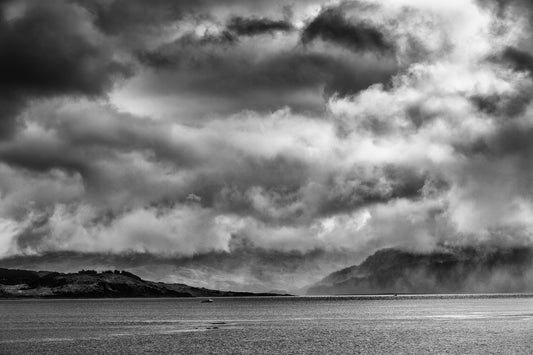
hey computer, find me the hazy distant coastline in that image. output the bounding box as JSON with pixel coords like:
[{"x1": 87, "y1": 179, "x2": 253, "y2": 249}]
[{"x1": 307, "y1": 247, "x2": 533, "y2": 295}]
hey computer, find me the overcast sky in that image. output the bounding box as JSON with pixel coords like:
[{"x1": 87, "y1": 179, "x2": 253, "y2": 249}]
[{"x1": 1, "y1": 0, "x2": 533, "y2": 291}]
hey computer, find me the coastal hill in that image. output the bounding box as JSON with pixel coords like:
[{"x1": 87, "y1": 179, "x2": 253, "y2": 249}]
[
  {"x1": 307, "y1": 246, "x2": 533, "y2": 295},
  {"x1": 0, "y1": 268, "x2": 287, "y2": 298}
]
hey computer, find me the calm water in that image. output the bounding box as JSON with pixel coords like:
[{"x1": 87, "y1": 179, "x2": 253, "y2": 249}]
[{"x1": 1, "y1": 296, "x2": 532, "y2": 354}]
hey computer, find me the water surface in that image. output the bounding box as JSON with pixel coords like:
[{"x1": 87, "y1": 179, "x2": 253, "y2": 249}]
[{"x1": 1, "y1": 295, "x2": 532, "y2": 354}]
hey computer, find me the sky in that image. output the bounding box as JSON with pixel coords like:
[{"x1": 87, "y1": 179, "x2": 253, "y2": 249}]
[{"x1": 1, "y1": 0, "x2": 533, "y2": 292}]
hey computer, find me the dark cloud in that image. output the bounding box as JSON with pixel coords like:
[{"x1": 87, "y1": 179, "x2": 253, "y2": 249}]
[
  {"x1": 0, "y1": 95, "x2": 24, "y2": 139},
  {"x1": 226, "y1": 16, "x2": 293, "y2": 36},
  {"x1": 318, "y1": 166, "x2": 433, "y2": 217},
  {"x1": 0, "y1": 0, "x2": 131, "y2": 138},
  {"x1": 480, "y1": 0, "x2": 533, "y2": 15},
  {"x1": 137, "y1": 41, "x2": 398, "y2": 115},
  {"x1": 74, "y1": 0, "x2": 194, "y2": 35},
  {"x1": 458, "y1": 123, "x2": 533, "y2": 159},
  {"x1": 0, "y1": 1, "x2": 130, "y2": 96},
  {"x1": 74, "y1": 0, "x2": 317, "y2": 42},
  {"x1": 500, "y1": 47, "x2": 533, "y2": 74},
  {"x1": 470, "y1": 91, "x2": 532, "y2": 118},
  {"x1": 0, "y1": 110, "x2": 202, "y2": 212},
  {"x1": 0, "y1": 137, "x2": 87, "y2": 175},
  {"x1": 126, "y1": 2, "x2": 399, "y2": 117},
  {"x1": 471, "y1": 48, "x2": 533, "y2": 118},
  {"x1": 13, "y1": 211, "x2": 51, "y2": 252},
  {"x1": 137, "y1": 32, "x2": 238, "y2": 68},
  {"x1": 301, "y1": 8, "x2": 394, "y2": 55}
]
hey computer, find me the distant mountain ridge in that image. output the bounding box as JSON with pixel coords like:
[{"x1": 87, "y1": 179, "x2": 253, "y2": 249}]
[
  {"x1": 307, "y1": 246, "x2": 533, "y2": 295},
  {"x1": 0, "y1": 268, "x2": 288, "y2": 298}
]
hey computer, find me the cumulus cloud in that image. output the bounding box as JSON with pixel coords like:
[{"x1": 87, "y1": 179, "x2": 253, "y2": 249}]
[{"x1": 2, "y1": 0, "x2": 533, "y2": 291}]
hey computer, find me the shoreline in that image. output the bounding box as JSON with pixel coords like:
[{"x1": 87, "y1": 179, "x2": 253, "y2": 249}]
[{"x1": 2, "y1": 293, "x2": 533, "y2": 301}]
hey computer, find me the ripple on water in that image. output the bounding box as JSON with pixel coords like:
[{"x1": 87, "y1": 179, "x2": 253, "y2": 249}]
[{"x1": 0, "y1": 296, "x2": 532, "y2": 354}]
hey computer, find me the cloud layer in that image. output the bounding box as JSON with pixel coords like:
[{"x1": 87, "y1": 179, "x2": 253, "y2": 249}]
[{"x1": 2, "y1": 0, "x2": 533, "y2": 291}]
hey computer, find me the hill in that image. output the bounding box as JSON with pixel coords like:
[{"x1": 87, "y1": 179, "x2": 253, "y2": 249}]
[
  {"x1": 306, "y1": 246, "x2": 533, "y2": 295},
  {"x1": 0, "y1": 268, "x2": 288, "y2": 298}
]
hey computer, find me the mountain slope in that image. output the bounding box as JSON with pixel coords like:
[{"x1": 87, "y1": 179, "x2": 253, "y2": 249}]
[
  {"x1": 307, "y1": 247, "x2": 533, "y2": 295},
  {"x1": 0, "y1": 268, "x2": 287, "y2": 298}
]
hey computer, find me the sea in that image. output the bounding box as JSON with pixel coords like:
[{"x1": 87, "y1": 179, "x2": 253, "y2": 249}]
[{"x1": 1, "y1": 295, "x2": 532, "y2": 354}]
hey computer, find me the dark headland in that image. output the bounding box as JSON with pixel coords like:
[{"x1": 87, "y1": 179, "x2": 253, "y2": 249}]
[{"x1": 0, "y1": 268, "x2": 290, "y2": 298}]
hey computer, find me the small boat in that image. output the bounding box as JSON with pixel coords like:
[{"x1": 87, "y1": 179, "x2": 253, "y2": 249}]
[{"x1": 201, "y1": 298, "x2": 214, "y2": 303}]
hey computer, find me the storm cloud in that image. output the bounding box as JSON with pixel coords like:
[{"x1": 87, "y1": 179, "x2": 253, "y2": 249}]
[
  {"x1": 226, "y1": 16, "x2": 293, "y2": 36},
  {"x1": 301, "y1": 7, "x2": 393, "y2": 55},
  {"x1": 0, "y1": 0, "x2": 131, "y2": 137},
  {"x1": 1, "y1": 0, "x2": 533, "y2": 291}
]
